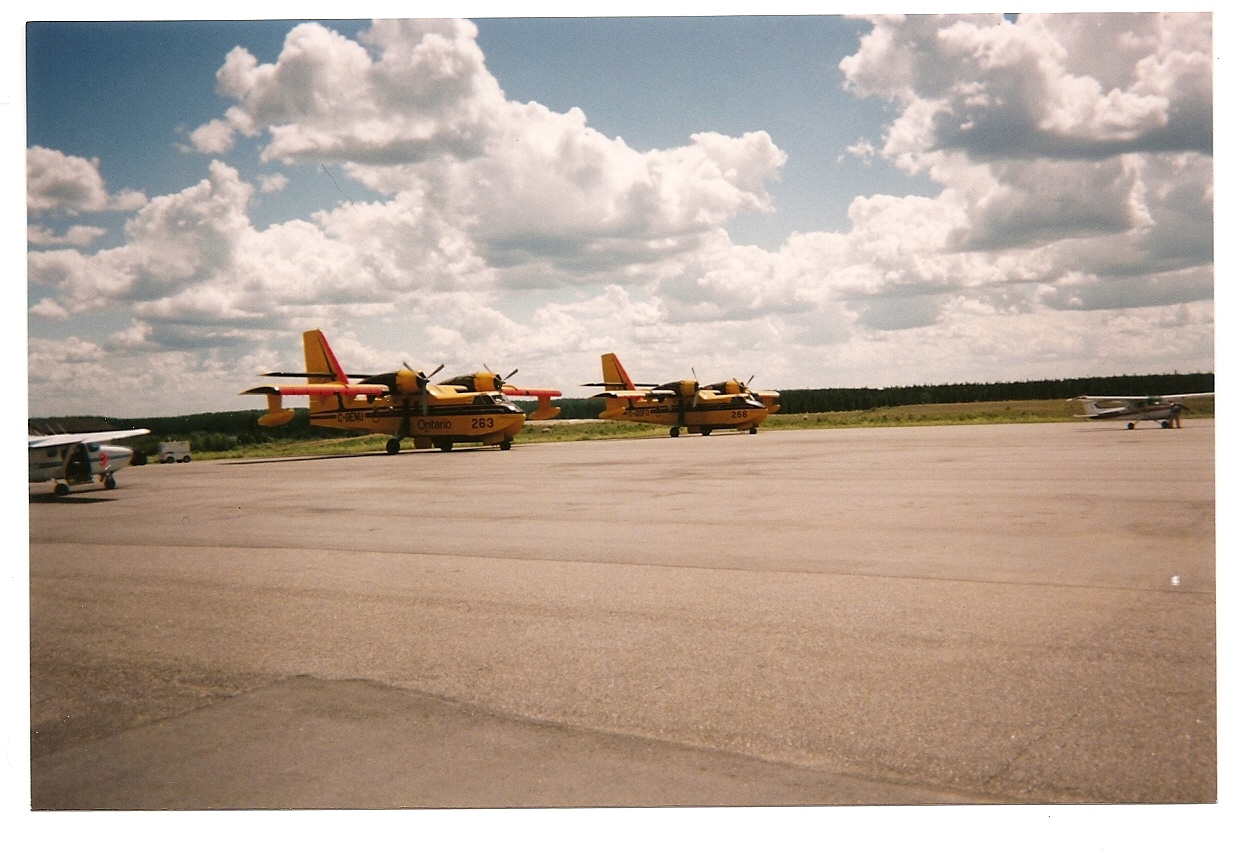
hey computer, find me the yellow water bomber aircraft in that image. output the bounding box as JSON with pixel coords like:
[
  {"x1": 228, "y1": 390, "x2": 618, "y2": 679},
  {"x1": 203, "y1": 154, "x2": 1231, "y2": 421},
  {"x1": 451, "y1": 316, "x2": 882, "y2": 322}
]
[
  {"x1": 243, "y1": 330, "x2": 561, "y2": 453},
  {"x1": 587, "y1": 353, "x2": 780, "y2": 437}
]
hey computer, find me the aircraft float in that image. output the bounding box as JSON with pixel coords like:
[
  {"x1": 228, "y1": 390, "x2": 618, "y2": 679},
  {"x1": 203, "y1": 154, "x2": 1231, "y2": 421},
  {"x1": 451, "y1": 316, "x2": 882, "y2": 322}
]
[
  {"x1": 243, "y1": 329, "x2": 561, "y2": 453},
  {"x1": 28, "y1": 428, "x2": 150, "y2": 495},
  {"x1": 1071, "y1": 392, "x2": 1214, "y2": 429},
  {"x1": 586, "y1": 352, "x2": 780, "y2": 437}
]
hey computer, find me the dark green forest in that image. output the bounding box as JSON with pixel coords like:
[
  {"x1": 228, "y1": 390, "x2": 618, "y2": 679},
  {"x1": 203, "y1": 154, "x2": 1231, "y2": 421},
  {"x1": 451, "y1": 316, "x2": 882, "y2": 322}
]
[
  {"x1": 544, "y1": 372, "x2": 1214, "y2": 418},
  {"x1": 771, "y1": 372, "x2": 1215, "y2": 416},
  {"x1": 30, "y1": 371, "x2": 1214, "y2": 453}
]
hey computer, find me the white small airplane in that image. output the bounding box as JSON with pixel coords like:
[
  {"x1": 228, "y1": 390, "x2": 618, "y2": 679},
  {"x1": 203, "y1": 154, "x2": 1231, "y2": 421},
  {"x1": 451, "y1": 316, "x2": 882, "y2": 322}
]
[
  {"x1": 1071, "y1": 393, "x2": 1214, "y2": 429},
  {"x1": 28, "y1": 428, "x2": 150, "y2": 495}
]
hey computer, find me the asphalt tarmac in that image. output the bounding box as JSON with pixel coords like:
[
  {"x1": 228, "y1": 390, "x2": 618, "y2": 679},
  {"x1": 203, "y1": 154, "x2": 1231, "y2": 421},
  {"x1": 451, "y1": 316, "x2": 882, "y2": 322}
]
[{"x1": 27, "y1": 421, "x2": 1216, "y2": 809}]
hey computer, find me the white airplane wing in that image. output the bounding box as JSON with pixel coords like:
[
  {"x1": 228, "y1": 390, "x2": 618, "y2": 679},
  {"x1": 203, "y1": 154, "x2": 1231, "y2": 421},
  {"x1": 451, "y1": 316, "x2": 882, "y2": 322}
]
[
  {"x1": 1158, "y1": 392, "x2": 1215, "y2": 402},
  {"x1": 1073, "y1": 395, "x2": 1149, "y2": 402},
  {"x1": 28, "y1": 428, "x2": 150, "y2": 449},
  {"x1": 1072, "y1": 392, "x2": 1213, "y2": 403}
]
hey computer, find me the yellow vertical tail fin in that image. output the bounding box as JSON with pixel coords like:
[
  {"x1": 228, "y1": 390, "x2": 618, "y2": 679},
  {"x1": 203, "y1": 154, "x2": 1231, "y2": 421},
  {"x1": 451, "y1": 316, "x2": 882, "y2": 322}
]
[
  {"x1": 303, "y1": 330, "x2": 347, "y2": 382},
  {"x1": 303, "y1": 330, "x2": 348, "y2": 415},
  {"x1": 601, "y1": 353, "x2": 637, "y2": 391}
]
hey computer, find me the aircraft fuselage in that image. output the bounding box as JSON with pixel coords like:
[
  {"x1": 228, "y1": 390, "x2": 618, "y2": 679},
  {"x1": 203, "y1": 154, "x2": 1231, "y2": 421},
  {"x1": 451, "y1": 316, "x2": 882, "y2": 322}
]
[
  {"x1": 309, "y1": 389, "x2": 527, "y2": 449},
  {"x1": 601, "y1": 395, "x2": 770, "y2": 434},
  {"x1": 28, "y1": 441, "x2": 137, "y2": 493},
  {"x1": 1088, "y1": 403, "x2": 1187, "y2": 428}
]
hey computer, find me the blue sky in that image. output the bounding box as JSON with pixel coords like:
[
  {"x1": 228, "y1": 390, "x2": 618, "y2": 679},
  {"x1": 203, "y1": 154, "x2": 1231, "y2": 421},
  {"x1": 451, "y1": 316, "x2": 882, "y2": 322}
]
[{"x1": 20, "y1": 6, "x2": 1217, "y2": 418}]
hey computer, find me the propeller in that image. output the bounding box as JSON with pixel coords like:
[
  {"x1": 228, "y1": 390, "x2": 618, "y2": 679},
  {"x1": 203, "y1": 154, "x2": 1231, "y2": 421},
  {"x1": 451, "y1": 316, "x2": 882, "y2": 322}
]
[
  {"x1": 415, "y1": 363, "x2": 443, "y2": 415},
  {"x1": 378, "y1": 361, "x2": 440, "y2": 434},
  {"x1": 483, "y1": 364, "x2": 519, "y2": 393}
]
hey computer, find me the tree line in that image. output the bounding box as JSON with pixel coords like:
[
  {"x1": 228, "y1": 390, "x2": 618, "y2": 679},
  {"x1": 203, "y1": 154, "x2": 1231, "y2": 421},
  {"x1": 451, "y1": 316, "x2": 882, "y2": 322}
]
[
  {"x1": 543, "y1": 372, "x2": 1214, "y2": 419},
  {"x1": 30, "y1": 371, "x2": 1213, "y2": 447},
  {"x1": 770, "y1": 372, "x2": 1214, "y2": 415}
]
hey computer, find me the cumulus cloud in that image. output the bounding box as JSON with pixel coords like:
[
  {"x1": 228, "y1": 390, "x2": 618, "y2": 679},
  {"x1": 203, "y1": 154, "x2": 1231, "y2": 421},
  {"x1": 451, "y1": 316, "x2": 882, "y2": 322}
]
[
  {"x1": 31, "y1": 19, "x2": 790, "y2": 346},
  {"x1": 189, "y1": 118, "x2": 238, "y2": 155},
  {"x1": 841, "y1": 13, "x2": 1211, "y2": 162},
  {"x1": 830, "y1": 12, "x2": 1212, "y2": 322},
  {"x1": 258, "y1": 173, "x2": 289, "y2": 193},
  {"x1": 27, "y1": 224, "x2": 108, "y2": 247},
  {"x1": 27, "y1": 147, "x2": 110, "y2": 215},
  {"x1": 26, "y1": 15, "x2": 1213, "y2": 416},
  {"x1": 210, "y1": 19, "x2": 505, "y2": 165},
  {"x1": 195, "y1": 19, "x2": 786, "y2": 285},
  {"x1": 27, "y1": 146, "x2": 147, "y2": 216}
]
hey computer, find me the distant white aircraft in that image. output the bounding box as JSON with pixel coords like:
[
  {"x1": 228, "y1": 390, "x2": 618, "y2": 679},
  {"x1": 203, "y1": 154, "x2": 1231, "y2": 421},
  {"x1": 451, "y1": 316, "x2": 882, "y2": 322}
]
[
  {"x1": 1071, "y1": 393, "x2": 1214, "y2": 429},
  {"x1": 28, "y1": 428, "x2": 150, "y2": 495}
]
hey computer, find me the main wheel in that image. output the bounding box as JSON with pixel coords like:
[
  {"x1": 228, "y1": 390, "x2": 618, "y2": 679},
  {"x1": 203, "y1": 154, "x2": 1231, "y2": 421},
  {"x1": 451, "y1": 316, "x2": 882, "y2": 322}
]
[
  {"x1": 104, "y1": 475, "x2": 117, "y2": 490},
  {"x1": 1127, "y1": 423, "x2": 1135, "y2": 430},
  {"x1": 749, "y1": 426, "x2": 758, "y2": 434},
  {"x1": 499, "y1": 440, "x2": 512, "y2": 450},
  {"x1": 436, "y1": 441, "x2": 454, "y2": 452},
  {"x1": 54, "y1": 482, "x2": 69, "y2": 497},
  {"x1": 670, "y1": 427, "x2": 680, "y2": 438},
  {"x1": 700, "y1": 428, "x2": 712, "y2": 436},
  {"x1": 386, "y1": 438, "x2": 401, "y2": 454}
]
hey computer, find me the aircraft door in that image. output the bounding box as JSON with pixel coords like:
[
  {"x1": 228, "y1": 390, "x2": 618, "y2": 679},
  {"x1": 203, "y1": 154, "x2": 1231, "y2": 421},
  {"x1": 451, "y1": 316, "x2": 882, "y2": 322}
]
[{"x1": 66, "y1": 443, "x2": 92, "y2": 483}]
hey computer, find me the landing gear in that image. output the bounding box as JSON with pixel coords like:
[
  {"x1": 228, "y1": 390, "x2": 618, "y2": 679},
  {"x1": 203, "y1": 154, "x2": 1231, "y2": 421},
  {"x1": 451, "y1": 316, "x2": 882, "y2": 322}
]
[
  {"x1": 669, "y1": 427, "x2": 680, "y2": 438},
  {"x1": 499, "y1": 440, "x2": 512, "y2": 451},
  {"x1": 103, "y1": 475, "x2": 117, "y2": 490},
  {"x1": 700, "y1": 428, "x2": 712, "y2": 436},
  {"x1": 749, "y1": 426, "x2": 758, "y2": 435},
  {"x1": 386, "y1": 438, "x2": 402, "y2": 454},
  {"x1": 1161, "y1": 421, "x2": 1172, "y2": 429},
  {"x1": 54, "y1": 482, "x2": 69, "y2": 497},
  {"x1": 435, "y1": 440, "x2": 454, "y2": 452},
  {"x1": 1127, "y1": 423, "x2": 1136, "y2": 430}
]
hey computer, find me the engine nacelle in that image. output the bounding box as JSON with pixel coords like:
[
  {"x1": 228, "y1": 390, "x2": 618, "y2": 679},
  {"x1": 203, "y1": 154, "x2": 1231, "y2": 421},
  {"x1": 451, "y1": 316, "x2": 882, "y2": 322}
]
[
  {"x1": 658, "y1": 379, "x2": 698, "y2": 398},
  {"x1": 395, "y1": 368, "x2": 422, "y2": 395}
]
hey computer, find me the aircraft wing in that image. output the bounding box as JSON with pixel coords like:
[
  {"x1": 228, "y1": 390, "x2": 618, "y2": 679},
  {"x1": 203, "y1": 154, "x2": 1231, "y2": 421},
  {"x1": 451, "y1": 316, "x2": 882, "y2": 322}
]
[
  {"x1": 1072, "y1": 392, "x2": 1214, "y2": 403},
  {"x1": 591, "y1": 389, "x2": 655, "y2": 399},
  {"x1": 28, "y1": 428, "x2": 150, "y2": 449},
  {"x1": 505, "y1": 386, "x2": 563, "y2": 420},
  {"x1": 502, "y1": 385, "x2": 562, "y2": 399},
  {"x1": 1157, "y1": 392, "x2": 1215, "y2": 402},
  {"x1": 242, "y1": 383, "x2": 391, "y2": 398},
  {"x1": 1073, "y1": 394, "x2": 1217, "y2": 409}
]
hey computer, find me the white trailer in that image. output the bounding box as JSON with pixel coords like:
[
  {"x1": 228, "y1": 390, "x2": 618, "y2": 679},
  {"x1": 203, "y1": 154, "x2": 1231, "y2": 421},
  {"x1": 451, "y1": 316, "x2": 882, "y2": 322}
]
[{"x1": 158, "y1": 441, "x2": 192, "y2": 463}]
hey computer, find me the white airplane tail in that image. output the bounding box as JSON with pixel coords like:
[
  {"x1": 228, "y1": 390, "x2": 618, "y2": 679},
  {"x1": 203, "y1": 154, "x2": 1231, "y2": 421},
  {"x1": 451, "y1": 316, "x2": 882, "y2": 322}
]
[{"x1": 1078, "y1": 398, "x2": 1102, "y2": 416}]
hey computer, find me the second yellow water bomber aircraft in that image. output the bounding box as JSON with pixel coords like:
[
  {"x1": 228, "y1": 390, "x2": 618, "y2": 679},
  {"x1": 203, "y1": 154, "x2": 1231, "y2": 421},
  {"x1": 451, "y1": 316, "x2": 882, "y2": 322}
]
[{"x1": 586, "y1": 352, "x2": 780, "y2": 437}]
